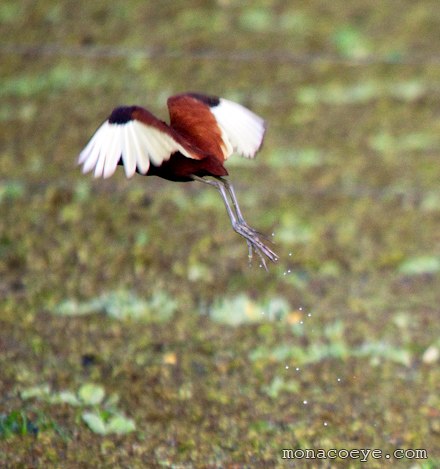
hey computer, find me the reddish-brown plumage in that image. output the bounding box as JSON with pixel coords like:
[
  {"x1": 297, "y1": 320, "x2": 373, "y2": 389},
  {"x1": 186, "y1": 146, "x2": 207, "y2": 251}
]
[
  {"x1": 130, "y1": 95, "x2": 230, "y2": 181},
  {"x1": 130, "y1": 106, "x2": 171, "y2": 134},
  {"x1": 168, "y1": 94, "x2": 227, "y2": 162}
]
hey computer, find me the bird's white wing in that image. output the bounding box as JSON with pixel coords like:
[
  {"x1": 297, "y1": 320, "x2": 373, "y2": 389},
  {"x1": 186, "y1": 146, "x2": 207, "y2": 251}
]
[
  {"x1": 210, "y1": 98, "x2": 266, "y2": 159},
  {"x1": 78, "y1": 106, "x2": 197, "y2": 179}
]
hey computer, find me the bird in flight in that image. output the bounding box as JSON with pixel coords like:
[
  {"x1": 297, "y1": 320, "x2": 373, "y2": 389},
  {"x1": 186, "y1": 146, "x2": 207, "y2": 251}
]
[{"x1": 78, "y1": 92, "x2": 278, "y2": 269}]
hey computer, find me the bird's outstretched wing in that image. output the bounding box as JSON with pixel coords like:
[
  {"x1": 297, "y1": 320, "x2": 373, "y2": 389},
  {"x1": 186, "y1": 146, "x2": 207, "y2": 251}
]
[
  {"x1": 78, "y1": 106, "x2": 200, "y2": 179},
  {"x1": 167, "y1": 93, "x2": 266, "y2": 161}
]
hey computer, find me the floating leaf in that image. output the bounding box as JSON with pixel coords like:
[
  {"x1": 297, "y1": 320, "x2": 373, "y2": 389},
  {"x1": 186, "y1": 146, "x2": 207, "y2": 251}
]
[
  {"x1": 398, "y1": 256, "x2": 440, "y2": 275},
  {"x1": 82, "y1": 412, "x2": 107, "y2": 435},
  {"x1": 54, "y1": 299, "x2": 97, "y2": 316},
  {"x1": 263, "y1": 376, "x2": 299, "y2": 398},
  {"x1": 53, "y1": 290, "x2": 177, "y2": 322},
  {"x1": 210, "y1": 294, "x2": 260, "y2": 326},
  {"x1": 82, "y1": 411, "x2": 136, "y2": 435},
  {"x1": 210, "y1": 294, "x2": 291, "y2": 326},
  {"x1": 106, "y1": 414, "x2": 136, "y2": 434},
  {"x1": 20, "y1": 385, "x2": 51, "y2": 400},
  {"x1": 355, "y1": 342, "x2": 412, "y2": 367},
  {"x1": 55, "y1": 391, "x2": 82, "y2": 406},
  {"x1": 78, "y1": 383, "x2": 105, "y2": 406}
]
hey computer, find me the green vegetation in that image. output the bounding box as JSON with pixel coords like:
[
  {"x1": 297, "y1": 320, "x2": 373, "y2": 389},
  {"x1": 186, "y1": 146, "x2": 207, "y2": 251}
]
[
  {"x1": 1, "y1": 0, "x2": 439, "y2": 466},
  {"x1": 0, "y1": 409, "x2": 64, "y2": 440}
]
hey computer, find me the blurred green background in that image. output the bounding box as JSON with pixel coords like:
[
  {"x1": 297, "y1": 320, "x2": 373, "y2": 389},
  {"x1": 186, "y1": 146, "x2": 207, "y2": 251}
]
[{"x1": 1, "y1": 0, "x2": 439, "y2": 466}]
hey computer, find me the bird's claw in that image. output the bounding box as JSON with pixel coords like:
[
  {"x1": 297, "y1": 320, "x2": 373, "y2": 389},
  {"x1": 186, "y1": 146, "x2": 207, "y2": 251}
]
[{"x1": 234, "y1": 222, "x2": 278, "y2": 271}]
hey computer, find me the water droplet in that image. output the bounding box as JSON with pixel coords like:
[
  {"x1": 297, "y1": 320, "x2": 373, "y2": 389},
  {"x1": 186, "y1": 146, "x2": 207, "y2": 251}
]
[
  {"x1": 299, "y1": 307, "x2": 303, "y2": 311},
  {"x1": 307, "y1": 313, "x2": 312, "y2": 317},
  {"x1": 285, "y1": 365, "x2": 289, "y2": 369},
  {"x1": 303, "y1": 400, "x2": 308, "y2": 405},
  {"x1": 324, "y1": 422, "x2": 328, "y2": 427},
  {"x1": 337, "y1": 378, "x2": 341, "y2": 382},
  {"x1": 295, "y1": 367, "x2": 300, "y2": 371},
  {"x1": 271, "y1": 232, "x2": 275, "y2": 237},
  {"x1": 299, "y1": 321, "x2": 303, "y2": 325},
  {"x1": 288, "y1": 252, "x2": 292, "y2": 256}
]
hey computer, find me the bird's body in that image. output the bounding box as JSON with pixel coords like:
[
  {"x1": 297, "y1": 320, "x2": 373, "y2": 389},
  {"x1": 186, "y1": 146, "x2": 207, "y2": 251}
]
[
  {"x1": 141, "y1": 151, "x2": 227, "y2": 182},
  {"x1": 79, "y1": 92, "x2": 277, "y2": 268}
]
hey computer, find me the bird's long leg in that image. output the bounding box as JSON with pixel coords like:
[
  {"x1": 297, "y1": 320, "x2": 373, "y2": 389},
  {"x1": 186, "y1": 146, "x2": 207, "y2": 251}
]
[
  {"x1": 211, "y1": 180, "x2": 259, "y2": 266},
  {"x1": 217, "y1": 177, "x2": 271, "y2": 241},
  {"x1": 215, "y1": 179, "x2": 278, "y2": 264},
  {"x1": 192, "y1": 176, "x2": 278, "y2": 269},
  {"x1": 214, "y1": 182, "x2": 254, "y2": 262},
  {"x1": 218, "y1": 177, "x2": 247, "y2": 224}
]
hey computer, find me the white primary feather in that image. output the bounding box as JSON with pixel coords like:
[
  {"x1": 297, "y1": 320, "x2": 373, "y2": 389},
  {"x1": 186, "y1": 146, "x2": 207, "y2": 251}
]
[
  {"x1": 122, "y1": 124, "x2": 138, "y2": 177},
  {"x1": 210, "y1": 98, "x2": 266, "y2": 159},
  {"x1": 78, "y1": 118, "x2": 195, "y2": 179},
  {"x1": 78, "y1": 124, "x2": 101, "y2": 165},
  {"x1": 79, "y1": 121, "x2": 110, "y2": 174},
  {"x1": 103, "y1": 126, "x2": 122, "y2": 178}
]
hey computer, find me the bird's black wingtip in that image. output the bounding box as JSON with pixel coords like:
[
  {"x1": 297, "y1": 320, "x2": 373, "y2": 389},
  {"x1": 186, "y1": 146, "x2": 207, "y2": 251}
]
[
  {"x1": 108, "y1": 106, "x2": 137, "y2": 124},
  {"x1": 186, "y1": 93, "x2": 221, "y2": 108}
]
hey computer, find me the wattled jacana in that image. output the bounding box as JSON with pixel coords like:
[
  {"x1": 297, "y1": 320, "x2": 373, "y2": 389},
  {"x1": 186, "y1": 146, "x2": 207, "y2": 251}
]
[{"x1": 78, "y1": 92, "x2": 278, "y2": 269}]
